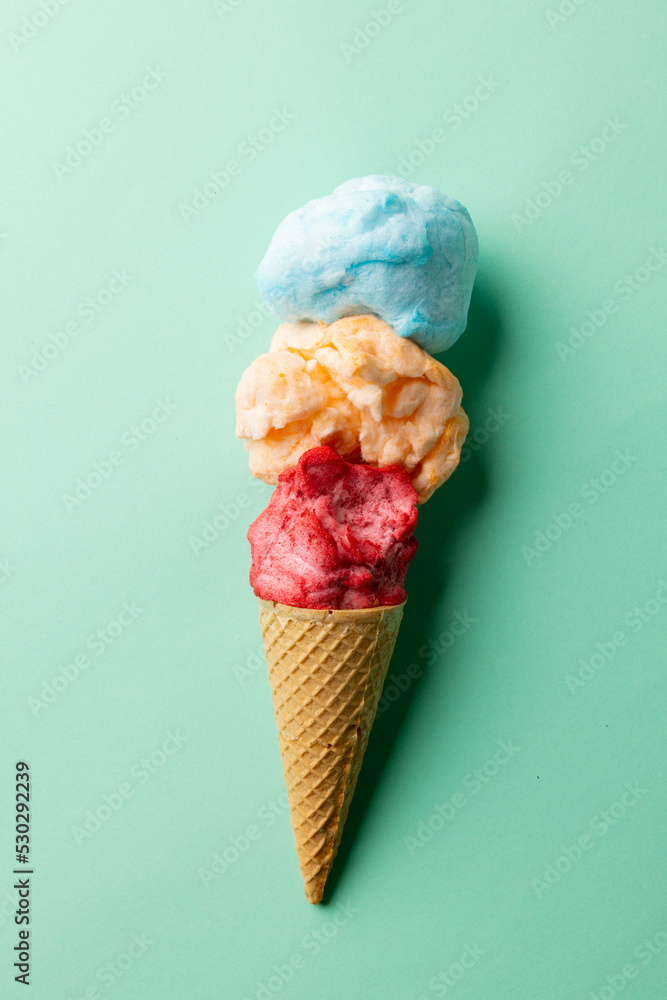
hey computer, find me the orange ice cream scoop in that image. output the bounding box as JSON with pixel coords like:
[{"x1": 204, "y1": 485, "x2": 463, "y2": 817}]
[{"x1": 235, "y1": 314, "x2": 468, "y2": 502}]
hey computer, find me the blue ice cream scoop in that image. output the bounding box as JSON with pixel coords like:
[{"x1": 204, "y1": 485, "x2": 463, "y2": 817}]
[{"x1": 254, "y1": 175, "x2": 478, "y2": 355}]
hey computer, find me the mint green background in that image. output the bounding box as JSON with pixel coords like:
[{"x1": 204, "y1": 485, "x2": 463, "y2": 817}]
[{"x1": 2, "y1": 2, "x2": 666, "y2": 998}]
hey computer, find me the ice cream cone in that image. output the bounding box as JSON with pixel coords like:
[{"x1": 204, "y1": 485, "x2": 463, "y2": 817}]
[{"x1": 258, "y1": 598, "x2": 405, "y2": 903}]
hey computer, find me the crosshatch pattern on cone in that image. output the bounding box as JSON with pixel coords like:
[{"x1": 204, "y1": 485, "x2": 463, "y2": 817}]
[{"x1": 258, "y1": 600, "x2": 405, "y2": 902}]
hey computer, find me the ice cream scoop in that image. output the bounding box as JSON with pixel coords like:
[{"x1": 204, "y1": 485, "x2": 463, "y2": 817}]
[
  {"x1": 235, "y1": 314, "x2": 468, "y2": 502},
  {"x1": 254, "y1": 175, "x2": 478, "y2": 355},
  {"x1": 248, "y1": 446, "x2": 418, "y2": 610}
]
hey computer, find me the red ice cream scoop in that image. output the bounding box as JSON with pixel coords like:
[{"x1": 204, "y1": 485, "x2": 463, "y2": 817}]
[{"x1": 248, "y1": 446, "x2": 419, "y2": 610}]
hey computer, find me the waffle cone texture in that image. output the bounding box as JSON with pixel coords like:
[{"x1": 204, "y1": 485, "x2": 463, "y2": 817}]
[{"x1": 258, "y1": 598, "x2": 405, "y2": 903}]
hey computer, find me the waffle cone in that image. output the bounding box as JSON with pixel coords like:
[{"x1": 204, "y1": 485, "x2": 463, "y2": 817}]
[{"x1": 258, "y1": 598, "x2": 405, "y2": 903}]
